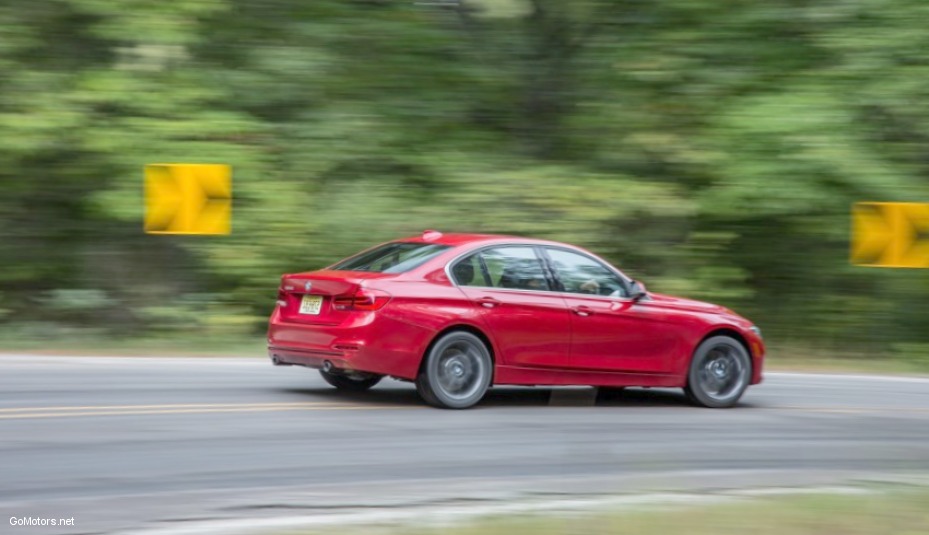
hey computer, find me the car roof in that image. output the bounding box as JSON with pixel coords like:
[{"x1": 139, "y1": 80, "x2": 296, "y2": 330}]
[{"x1": 397, "y1": 231, "x2": 566, "y2": 248}]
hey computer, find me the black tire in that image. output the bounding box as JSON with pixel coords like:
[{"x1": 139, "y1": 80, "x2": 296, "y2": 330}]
[
  {"x1": 416, "y1": 331, "x2": 492, "y2": 409},
  {"x1": 319, "y1": 369, "x2": 382, "y2": 391},
  {"x1": 682, "y1": 384, "x2": 700, "y2": 405},
  {"x1": 684, "y1": 335, "x2": 752, "y2": 408}
]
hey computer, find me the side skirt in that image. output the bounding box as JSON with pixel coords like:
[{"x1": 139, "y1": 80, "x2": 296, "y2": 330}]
[{"x1": 493, "y1": 365, "x2": 685, "y2": 388}]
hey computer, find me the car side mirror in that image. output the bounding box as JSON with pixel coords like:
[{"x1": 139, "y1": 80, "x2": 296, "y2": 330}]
[{"x1": 629, "y1": 280, "x2": 647, "y2": 302}]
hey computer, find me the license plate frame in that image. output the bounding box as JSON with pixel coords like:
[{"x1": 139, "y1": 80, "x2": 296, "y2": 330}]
[{"x1": 299, "y1": 295, "x2": 323, "y2": 315}]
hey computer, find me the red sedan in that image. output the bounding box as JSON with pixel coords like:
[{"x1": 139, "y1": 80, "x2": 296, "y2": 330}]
[{"x1": 268, "y1": 231, "x2": 764, "y2": 409}]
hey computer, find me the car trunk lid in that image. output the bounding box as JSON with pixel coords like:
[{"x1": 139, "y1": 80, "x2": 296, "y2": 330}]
[{"x1": 278, "y1": 271, "x2": 394, "y2": 325}]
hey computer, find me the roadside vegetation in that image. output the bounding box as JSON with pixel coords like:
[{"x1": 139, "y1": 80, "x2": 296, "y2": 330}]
[
  {"x1": 3, "y1": 0, "x2": 929, "y2": 366},
  {"x1": 280, "y1": 486, "x2": 929, "y2": 535}
]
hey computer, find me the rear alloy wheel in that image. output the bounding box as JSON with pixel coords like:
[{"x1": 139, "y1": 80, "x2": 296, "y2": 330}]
[
  {"x1": 416, "y1": 331, "x2": 492, "y2": 409},
  {"x1": 684, "y1": 335, "x2": 751, "y2": 408},
  {"x1": 319, "y1": 369, "x2": 382, "y2": 391}
]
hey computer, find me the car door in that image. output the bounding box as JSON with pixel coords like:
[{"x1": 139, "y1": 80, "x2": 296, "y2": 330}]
[
  {"x1": 451, "y1": 246, "x2": 572, "y2": 369},
  {"x1": 543, "y1": 247, "x2": 680, "y2": 374}
]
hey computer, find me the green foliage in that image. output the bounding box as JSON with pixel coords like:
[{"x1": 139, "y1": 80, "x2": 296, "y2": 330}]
[{"x1": 1, "y1": 0, "x2": 928, "y2": 359}]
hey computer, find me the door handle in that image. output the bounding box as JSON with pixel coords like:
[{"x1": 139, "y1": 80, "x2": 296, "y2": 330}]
[
  {"x1": 477, "y1": 297, "x2": 500, "y2": 308},
  {"x1": 572, "y1": 306, "x2": 592, "y2": 317}
]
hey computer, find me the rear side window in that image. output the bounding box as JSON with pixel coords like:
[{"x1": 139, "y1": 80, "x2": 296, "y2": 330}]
[
  {"x1": 331, "y1": 242, "x2": 450, "y2": 273},
  {"x1": 452, "y1": 246, "x2": 550, "y2": 291},
  {"x1": 450, "y1": 253, "x2": 491, "y2": 287}
]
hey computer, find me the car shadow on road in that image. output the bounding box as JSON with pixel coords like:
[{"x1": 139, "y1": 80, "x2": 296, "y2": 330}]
[
  {"x1": 487, "y1": 387, "x2": 693, "y2": 408},
  {"x1": 279, "y1": 385, "x2": 701, "y2": 408},
  {"x1": 279, "y1": 386, "x2": 424, "y2": 406}
]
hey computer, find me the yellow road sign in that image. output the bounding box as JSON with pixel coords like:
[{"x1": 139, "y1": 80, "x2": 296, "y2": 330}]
[
  {"x1": 144, "y1": 164, "x2": 231, "y2": 235},
  {"x1": 851, "y1": 202, "x2": 929, "y2": 268}
]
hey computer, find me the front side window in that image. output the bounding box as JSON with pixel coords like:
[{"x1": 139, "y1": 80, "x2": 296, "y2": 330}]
[
  {"x1": 331, "y1": 242, "x2": 450, "y2": 273},
  {"x1": 545, "y1": 248, "x2": 627, "y2": 297}
]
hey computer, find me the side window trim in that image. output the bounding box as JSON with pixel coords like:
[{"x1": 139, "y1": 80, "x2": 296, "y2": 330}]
[
  {"x1": 540, "y1": 245, "x2": 634, "y2": 298},
  {"x1": 475, "y1": 253, "x2": 493, "y2": 287},
  {"x1": 532, "y1": 245, "x2": 563, "y2": 292}
]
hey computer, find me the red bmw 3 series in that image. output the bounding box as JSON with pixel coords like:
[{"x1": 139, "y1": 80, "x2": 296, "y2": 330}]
[{"x1": 268, "y1": 231, "x2": 764, "y2": 409}]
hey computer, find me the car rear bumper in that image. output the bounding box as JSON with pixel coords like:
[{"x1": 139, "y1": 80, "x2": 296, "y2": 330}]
[
  {"x1": 268, "y1": 346, "x2": 354, "y2": 371},
  {"x1": 266, "y1": 306, "x2": 430, "y2": 379}
]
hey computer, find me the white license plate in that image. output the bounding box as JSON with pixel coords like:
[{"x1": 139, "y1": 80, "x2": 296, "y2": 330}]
[{"x1": 299, "y1": 295, "x2": 323, "y2": 315}]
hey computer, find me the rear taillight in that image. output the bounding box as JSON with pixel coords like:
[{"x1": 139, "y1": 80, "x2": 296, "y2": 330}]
[
  {"x1": 276, "y1": 289, "x2": 287, "y2": 308},
  {"x1": 333, "y1": 289, "x2": 391, "y2": 311}
]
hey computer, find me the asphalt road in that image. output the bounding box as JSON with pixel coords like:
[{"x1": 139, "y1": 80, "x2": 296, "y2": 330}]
[{"x1": 2, "y1": 355, "x2": 929, "y2": 534}]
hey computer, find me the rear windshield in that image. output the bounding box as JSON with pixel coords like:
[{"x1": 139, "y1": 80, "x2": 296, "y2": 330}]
[{"x1": 330, "y1": 242, "x2": 451, "y2": 273}]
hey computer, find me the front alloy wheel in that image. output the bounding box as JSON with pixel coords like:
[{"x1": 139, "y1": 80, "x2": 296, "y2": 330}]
[
  {"x1": 416, "y1": 331, "x2": 492, "y2": 409},
  {"x1": 684, "y1": 335, "x2": 751, "y2": 408}
]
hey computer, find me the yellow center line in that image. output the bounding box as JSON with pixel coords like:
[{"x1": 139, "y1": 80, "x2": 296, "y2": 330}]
[
  {"x1": 4, "y1": 403, "x2": 926, "y2": 420},
  {"x1": 0, "y1": 402, "x2": 421, "y2": 420},
  {"x1": 0, "y1": 402, "x2": 355, "y2": 413}
]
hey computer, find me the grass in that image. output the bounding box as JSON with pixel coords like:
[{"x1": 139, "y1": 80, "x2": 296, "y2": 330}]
[
  {"x1": 764, "y1": 344, "x2": 929, "y2": 375},
  {"x1": 766, "y1": 355, "x2": 929, "y2": 375},
  {"x1": 0, "y1": 332, "x2": 265, "y2": 357},
  {"x1": 275, "y1": 486, "x2": 929, "y2": 535}
]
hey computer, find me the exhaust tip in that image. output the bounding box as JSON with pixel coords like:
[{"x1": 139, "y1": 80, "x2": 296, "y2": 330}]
[{"x1": 323, "y1": 360, "x2": 333, "y2": 372}]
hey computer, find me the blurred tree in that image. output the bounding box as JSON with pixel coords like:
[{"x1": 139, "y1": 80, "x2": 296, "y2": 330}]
[{"x1": 1, "y1": 0, "x2": 927, "y2": 360}]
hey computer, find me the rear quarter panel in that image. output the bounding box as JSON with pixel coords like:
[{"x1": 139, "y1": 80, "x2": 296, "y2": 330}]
[{"x1": 371, "y1": 278, "x2": 491, "y2": 379}]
